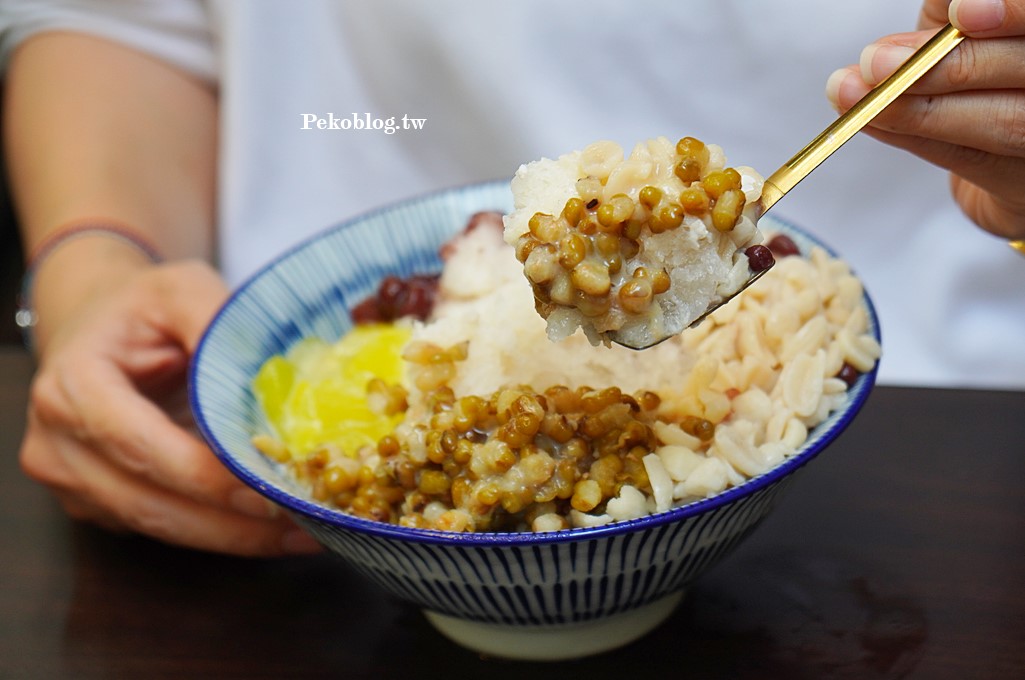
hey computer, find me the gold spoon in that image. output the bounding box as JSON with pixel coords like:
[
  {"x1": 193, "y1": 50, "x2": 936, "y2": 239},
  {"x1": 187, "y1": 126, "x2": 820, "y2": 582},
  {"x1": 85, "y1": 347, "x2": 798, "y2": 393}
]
[
  {"x1": 612, "y1": 24, "x2": 966, "y2": 350},
  {"x1": 757, "y1": 23, "x2": 964, "y2": 213}
]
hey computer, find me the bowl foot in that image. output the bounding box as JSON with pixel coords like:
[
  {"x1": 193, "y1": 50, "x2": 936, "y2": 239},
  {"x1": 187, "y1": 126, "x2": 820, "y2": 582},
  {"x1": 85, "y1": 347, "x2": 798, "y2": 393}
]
[{"x1": 423, "y1": 590, "x2": 684, "y2": 661}]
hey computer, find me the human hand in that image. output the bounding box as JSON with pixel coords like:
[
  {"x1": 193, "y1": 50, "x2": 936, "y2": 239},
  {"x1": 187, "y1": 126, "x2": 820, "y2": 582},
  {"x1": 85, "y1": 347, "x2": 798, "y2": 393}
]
[
  {"x1": 20, "y1": 260, "x2": 322, "y2": 556},
  {"x1": 825, "y1": 0, "x2": 1025, "y2": 242}
]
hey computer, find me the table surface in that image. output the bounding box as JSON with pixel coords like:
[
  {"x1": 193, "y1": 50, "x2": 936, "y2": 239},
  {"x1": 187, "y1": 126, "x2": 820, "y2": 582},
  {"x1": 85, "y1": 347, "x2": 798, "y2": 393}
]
[{"x1": 1, "y1": 347, "x2": 1023, "y2": 680}]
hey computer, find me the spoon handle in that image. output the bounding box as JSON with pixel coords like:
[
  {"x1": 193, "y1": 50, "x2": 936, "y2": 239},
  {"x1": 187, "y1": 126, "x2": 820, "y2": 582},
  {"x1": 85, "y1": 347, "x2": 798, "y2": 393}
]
[{"x1": 759, "y1": 24, "x2": 965, "y2": 213}]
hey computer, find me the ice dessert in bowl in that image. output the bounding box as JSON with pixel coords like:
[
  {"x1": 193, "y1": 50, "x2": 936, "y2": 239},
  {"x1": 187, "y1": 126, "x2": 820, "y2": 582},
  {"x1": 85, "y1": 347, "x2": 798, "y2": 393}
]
[{"x1": 189, "y1": 138, "x2": 880, "y2": 661}]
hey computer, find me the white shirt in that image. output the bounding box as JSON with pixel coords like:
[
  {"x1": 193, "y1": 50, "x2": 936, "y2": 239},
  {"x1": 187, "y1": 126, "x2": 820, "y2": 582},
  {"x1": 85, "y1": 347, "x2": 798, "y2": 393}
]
[{"x1": 2, "y1": 0, "x2": 1024, "y2": 388}]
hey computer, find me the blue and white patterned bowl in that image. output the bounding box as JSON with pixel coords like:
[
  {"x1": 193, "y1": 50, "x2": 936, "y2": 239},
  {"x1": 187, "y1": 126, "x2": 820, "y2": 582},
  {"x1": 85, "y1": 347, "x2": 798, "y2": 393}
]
[{"x1": 190, "y1": 180, "x2": 879, "y2": 661}]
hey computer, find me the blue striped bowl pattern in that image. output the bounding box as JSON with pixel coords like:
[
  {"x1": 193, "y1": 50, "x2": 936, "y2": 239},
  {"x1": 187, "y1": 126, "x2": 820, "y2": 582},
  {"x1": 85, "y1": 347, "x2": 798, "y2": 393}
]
[{"x1": 190, "y1": 181, "x2": 879, "y2": 659}]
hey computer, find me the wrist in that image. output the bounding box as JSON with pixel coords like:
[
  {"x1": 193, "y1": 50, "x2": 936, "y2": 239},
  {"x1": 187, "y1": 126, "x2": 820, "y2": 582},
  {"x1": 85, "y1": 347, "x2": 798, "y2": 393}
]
[{"x1": 18, "y1": 223, "x2": 165, "y2": 354}]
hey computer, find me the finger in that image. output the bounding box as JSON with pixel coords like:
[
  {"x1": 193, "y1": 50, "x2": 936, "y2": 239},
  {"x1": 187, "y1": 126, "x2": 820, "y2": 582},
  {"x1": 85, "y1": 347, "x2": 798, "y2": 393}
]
[
  {"x1": 854, "y1": 126, "x2": 1025, "y2": 239},
  {"x1": 919, "y1": 0, "x2": 952, "y2": 30},
  {"x1": 24, "y1": 400, "x2": 321, "y2": 556},
  {"x1": 858, "y1": 32, "x2": 1025, "y2": 92},
  {"x1": 53, "y1": 489, "x2": 129, "y2": 533},
  {"x1": 950, "y1": 174, "x2": 1025, "y2": 239},
  {"x1": 31, "y1": 427, "x2": 320, "y2": 556},
  {"x1": 19, "y1": 403, "x2": 78, "y2": 488},
  {"x1": 949, "y1": 0, "x2": 1025, "y2": 37},
  {"x1": 36, "y1": 349, "x2": 276, "y2": 521},
  {"x1": 826, "y1": 66, "x2": 1025, "y2": 159}
]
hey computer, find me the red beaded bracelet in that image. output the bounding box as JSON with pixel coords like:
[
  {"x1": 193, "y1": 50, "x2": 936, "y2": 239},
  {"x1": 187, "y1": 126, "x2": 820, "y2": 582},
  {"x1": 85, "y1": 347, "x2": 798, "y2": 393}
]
[{"x1": 15, "y1": 220, "x2": 164, "y2": 351}]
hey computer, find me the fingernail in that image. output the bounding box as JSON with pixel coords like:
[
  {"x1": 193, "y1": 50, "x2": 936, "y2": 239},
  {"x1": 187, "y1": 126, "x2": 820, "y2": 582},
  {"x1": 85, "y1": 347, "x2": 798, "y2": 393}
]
[
  {"x1": 825, "y1": 68, "x2": 860, "y2": 110},
  {"x1": 950, "y1": 0, "x2": 1005, "y2": 32},
  {"x1": 282, "y1": 528, "x2": 323, "y2": 554},
  {"x1": 860, "y1": 44, "x2": 915, "y2": 84},
  {"x1": 825, "y1": 68, "x2": 848, "y2": 107},
  {"x1": 230, "y1": 488, "x2": 280, "y2": 519}
]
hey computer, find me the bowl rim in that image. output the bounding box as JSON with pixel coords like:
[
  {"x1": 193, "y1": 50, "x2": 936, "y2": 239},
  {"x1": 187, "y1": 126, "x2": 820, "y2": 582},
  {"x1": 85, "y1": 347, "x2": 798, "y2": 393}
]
[{"x1": 190, "y1": 179, "x2": 880, "y2": 547}]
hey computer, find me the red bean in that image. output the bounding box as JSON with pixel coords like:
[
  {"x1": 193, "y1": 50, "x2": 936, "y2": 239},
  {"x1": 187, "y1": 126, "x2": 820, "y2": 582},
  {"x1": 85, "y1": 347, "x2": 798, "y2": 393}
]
[
  {"x1": 377, "y1": 276, "x2": 408, "y2": 318},
  {"x1": 350, "y1": 297, "x2": 382, "y2": 324},
  {"x1": 745, "y1": 244, "x2": 775, "y2": 273},
  {"x1": 837, "y1": 362, "x2": 859, "y2": 387},
  {"x1": 766, "y1": 234, "x2": 800, "y2": 258},
  {"x1": 351, "y1": 274, "x2": 440, "y2": 323},
  {"x1": 401, "y1": 277, "x2": 438, "y2": 319}
]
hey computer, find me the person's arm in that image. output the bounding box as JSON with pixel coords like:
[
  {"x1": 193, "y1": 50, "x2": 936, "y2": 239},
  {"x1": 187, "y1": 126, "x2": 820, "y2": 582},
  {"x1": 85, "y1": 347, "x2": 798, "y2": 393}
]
[
  {"x1": 5, "y1": 30, "x2": 215, "y2": 352},
  {"x1": 3, "y1": 32, "x2": 320, "y2": 556},
  {"x1": 826, "y1": 0, "x2": 1025, "y2": 243}
]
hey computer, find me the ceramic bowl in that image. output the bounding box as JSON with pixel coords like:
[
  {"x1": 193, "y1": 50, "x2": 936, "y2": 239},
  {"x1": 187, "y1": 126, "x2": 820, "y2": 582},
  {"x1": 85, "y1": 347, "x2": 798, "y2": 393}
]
[{"x1": 190, "y1": 180, "x2": 879, "y2": 661}]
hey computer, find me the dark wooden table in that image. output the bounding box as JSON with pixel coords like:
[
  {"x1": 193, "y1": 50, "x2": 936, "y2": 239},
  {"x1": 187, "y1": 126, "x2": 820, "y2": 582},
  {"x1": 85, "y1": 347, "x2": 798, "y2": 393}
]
[{"x1": 2, "y1": 347, "x2": 1023, "y2": 679}]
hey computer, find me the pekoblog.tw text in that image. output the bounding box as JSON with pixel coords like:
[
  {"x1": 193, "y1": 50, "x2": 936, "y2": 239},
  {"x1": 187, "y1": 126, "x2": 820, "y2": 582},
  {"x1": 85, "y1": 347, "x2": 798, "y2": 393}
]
[{"x1": 300, "y1": 113, "x2": 426, "y2": 135}]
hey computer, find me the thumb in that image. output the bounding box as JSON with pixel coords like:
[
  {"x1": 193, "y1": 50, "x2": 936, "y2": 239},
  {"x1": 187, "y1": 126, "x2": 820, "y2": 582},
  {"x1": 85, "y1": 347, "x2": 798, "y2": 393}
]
[
  {"x1": 949, "y1": 0, "x2": 1025, "y2": 36},
  {"x1": 149, "y1": 259, "x2": 230, "y2": 353}
]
